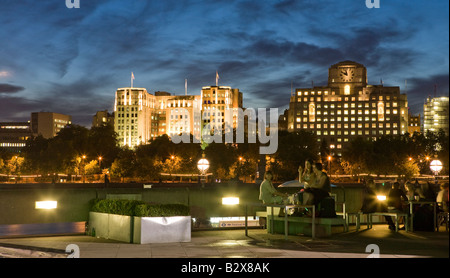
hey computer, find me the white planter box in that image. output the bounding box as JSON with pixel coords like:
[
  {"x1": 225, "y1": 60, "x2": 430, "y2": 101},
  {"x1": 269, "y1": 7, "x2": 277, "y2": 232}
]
[
  {"x1": 89, "y1": 212, "x2": 191, "y2": 244},
  {"x1": 133, "y1": 216, "x2": 191, "y2": 244}
]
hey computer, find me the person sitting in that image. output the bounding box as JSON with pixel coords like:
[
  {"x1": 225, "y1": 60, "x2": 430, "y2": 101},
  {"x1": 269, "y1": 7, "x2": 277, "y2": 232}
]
[
  {"x1": 405, "y1": 181, "x2": 420, "y2": 201},
  {"x1": 361, "y1": 179, "x2": 380, "y2": 213},
  {"x1": 436, "y1": 183, "x2": 449, "y2": 213},
  {"x1": 387, "y1": 182, "x2": 408, "y2": 230},
  {"x1": 259, "y1": 170, "x2": 289, "y2": 205},
  {"x1": 302, "y1": 163, "x2": 331, "y2": 206},
  {"x1": 259, "y1": 170, "x2": 290, "y2": 217},
  {"x1": 361, "y1": 179, "x2": 396, "y2": 229},
  {"x1": 419, "y1": 182, "x2": 437, "y2": 202},
  {"x1": 298, "y1": 159, "x2": 316, "y2": 187}
]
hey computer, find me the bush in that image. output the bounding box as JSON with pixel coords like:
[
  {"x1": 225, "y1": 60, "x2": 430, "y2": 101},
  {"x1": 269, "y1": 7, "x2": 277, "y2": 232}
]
[
  {"x1": 90, "y1": 199, "x2": 190, "y2": 217},
  {"x1": 135, "y1": 204, "x2": 190, "y2": 217},
  {"x1": 90, "y1": 199, "x2": 145, "y2": 216}
]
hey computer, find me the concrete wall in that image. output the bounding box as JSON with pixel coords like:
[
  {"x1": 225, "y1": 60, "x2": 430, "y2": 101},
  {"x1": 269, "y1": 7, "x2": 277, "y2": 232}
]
[{"x1": 0, "y1": 183, "x2": 365, "y2": 226}]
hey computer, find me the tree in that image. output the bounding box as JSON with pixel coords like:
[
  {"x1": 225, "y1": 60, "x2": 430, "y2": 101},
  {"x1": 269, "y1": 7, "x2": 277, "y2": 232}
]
[
  {"x1": 267, "y1": 130, "x2": 318, "y2": 181},
  {"x1": 110, "y1": 148, "x2": 136, "y2": 182},
  {"x1": 84, "y1": 160, "x2": 100, "y2": 175}
]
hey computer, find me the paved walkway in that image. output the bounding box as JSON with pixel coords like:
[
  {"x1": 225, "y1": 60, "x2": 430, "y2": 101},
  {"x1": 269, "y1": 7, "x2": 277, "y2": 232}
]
[{"x1": 0, "y1": 224, "x2": 448, "y2": 258}]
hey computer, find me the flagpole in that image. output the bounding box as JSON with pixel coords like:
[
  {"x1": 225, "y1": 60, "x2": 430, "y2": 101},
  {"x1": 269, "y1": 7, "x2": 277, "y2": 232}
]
[{"x1": 216, "y1": 71, "x2": 219, "y2": 87}]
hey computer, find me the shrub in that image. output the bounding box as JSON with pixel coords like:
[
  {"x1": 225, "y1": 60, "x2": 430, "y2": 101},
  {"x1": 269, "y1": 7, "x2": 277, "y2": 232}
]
[
  {"x1": 90, "y1": 199, "x2": 190, "y2": 217},
  {"x1": 90, "y1": 199, "x2": 145, "y2": 216},
  {"x1": 135, "y1": 204, "x2": 190, "y2": 217}
]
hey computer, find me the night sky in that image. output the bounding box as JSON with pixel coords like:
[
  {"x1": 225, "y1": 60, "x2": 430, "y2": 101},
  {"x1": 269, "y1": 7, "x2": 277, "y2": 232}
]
[{"x1": 0, "y1": 0, "x2": 448, "y2": 126}]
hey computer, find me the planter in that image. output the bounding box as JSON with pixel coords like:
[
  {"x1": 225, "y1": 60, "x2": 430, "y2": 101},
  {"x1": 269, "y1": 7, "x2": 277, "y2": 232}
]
[
  {"x1": 133, "y1": 216, "x2": 191, "y2": 244},
  {"x1": 89, "y1": 212, "x2": 191, "y2": 244}
]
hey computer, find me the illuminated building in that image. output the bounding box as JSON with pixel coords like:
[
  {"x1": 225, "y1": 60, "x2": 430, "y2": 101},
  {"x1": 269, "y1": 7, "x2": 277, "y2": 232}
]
[
  {"x1": 287, "y1": 61, "x2": 409, "y2": 156},
  {"x1": 200, "y1": 86, "x2": 243, "y2": 131},
  {"x1": 163, "y1": 95, "x2": 202, "y2": 139},
  {"x1": 92, "y1": 110, "x2": 114, "y2": 128},
  {"x1": 423, "y1": 96, "x2": 449, "y2": 136},
  {"x1": 31, "y1": 112, "x2": 72, "y2": 139},
  {"x1": 408, "y1": 113, "x2": 421, "y2": 134},
  {"x1": 114, "y1": 87, "x2": 155, "y2": 148},
  {"x1": 0, "y1": 122, "x2": 31, "y2": 153},
  {"x1": 114, "y1": 88, "x2": 203, "y2": 148}
]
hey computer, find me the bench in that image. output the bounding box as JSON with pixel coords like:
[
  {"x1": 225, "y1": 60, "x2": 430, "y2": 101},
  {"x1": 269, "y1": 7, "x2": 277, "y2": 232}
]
[
  {"x1": 366, "y1": 212, "x2": 410, "y2": 232},
  {"x1": 267, "y1": 215, "x2": 347, "y2": 238},
  {"x1": 244, "y1": 203, "x2": 316, "y2": 239}
]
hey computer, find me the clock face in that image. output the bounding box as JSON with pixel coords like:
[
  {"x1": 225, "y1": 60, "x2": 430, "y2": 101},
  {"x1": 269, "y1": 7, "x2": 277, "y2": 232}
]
[{"x1": 339, "y1": 68, "x2": 355, "y2": 82}]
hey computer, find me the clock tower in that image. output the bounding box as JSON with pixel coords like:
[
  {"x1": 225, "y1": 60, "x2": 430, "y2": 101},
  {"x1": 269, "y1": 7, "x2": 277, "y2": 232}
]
[{"x1": 328, "y1": 61, "x2": 367, "y2": 94}]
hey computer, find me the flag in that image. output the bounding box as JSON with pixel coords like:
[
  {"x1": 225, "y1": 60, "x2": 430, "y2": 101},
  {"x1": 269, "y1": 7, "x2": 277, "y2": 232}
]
[
  {"x1": 131, "y1": 72, "x2": 135, "y2": 80},
  {"x1": 216, "y1": 71, "x2": 219, "y2": 86}
]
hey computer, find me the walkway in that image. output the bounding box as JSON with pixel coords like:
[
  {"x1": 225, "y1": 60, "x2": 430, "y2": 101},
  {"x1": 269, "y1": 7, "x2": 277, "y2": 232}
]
[{"x1": 0, "y1": 224, "x2": 448, "y2": 258}]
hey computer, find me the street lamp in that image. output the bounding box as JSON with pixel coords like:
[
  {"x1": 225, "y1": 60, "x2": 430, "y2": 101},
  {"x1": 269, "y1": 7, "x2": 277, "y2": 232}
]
[
  {"x1": 197, "y1": 154, "x2": 209, "y2": 186},
  {"x1": 327, "y1": 155, "x2": 332, "y2": 178},
  {"x1": 430, "y1": 158, "x2": 443, "y2": 185},
  {"x1": 82, "y1": 155, "x2": 86, "y2": 183},
  {"x1": 98, "y1": 156, "x2": 102, "y2": 169}
]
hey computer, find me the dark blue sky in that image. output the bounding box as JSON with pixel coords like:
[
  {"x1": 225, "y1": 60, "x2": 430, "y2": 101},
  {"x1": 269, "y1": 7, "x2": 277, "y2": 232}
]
[{"x1": 0, "y1": 0, "x2": 448, "y2": 126}]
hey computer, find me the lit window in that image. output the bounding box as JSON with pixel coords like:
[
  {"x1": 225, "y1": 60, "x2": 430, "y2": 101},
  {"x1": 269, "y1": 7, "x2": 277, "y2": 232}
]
[{"x1": 344, "y1": 85, "x2": 350, "y2": 95}]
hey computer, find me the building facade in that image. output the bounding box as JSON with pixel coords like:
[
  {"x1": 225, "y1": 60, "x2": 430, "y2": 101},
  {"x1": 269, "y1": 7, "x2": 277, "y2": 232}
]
[
  {"x1": 408, "y1": 113, "x2": 421, "y2": 134},
  {"x1": 0, "y1": 122, "x2": 32, "y2": 153},
  {"x1": 92, "y1": 110, "x2": 114, "y2": 128},
  {"x1": 423, "y1": 96, "x2": 449, "y2": 136},
  {"x1": 200, "y1": 86, "x2": 243, "y2": 132},
  {"x1": 31, "y1": 112, "x2": 72, "y2": 139},
  {"x1": 287, "y1": 61, "x2": 409, "y2": 156},
  {"x1": 114, "y1": 87, "x2": 155, "y2": 148},
  {"x1": 114, "y1": 85, "x2": 243, "y2": 148}
]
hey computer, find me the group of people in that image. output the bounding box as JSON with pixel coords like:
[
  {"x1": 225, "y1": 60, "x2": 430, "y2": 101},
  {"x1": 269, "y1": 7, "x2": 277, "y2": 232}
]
[
  {"x1": 258, "y1": 160, "x2": 449, "y2": 230},
  {"x1": 258, "y1": 159, "x2": 331, "y2": 209},
  {"x1": 361, "y1": 179, "x2": 449, "y2": 230}
]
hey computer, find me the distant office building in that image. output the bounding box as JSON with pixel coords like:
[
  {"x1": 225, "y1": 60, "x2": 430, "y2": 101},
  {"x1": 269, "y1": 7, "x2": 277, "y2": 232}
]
[
  {"x1": 278, "y1": 109, "x2": 289, "y2": 132},
  {"x1": 0, "y1": 122, "x2": 32, "y2": 153},
  {"x1": 31, "y1": 112, "x2": 72, "y2": 139},
  {"x1": 114, "y1": 87, "x2": 155, "y2": 148},
  {"x1": 287, "y1": 61, "x2": 409, "y2": 156},
  {"x1": 164, "y1": 95, "x2": 202, "y2": 139},
  {"x1": 408, "y1": 113, "x2": 421, "y2": 134},
  {"x1": 113, "y1": 83, "x2": 244, "y2": 148},
  {"x1": 423, "y1": 96, "x2": 449, "y2": 136},
  {"x1": 92, "y1": 110, "x2": 114, "y2": 128},
  {"x1": 200, "y1": 86, "x2": 243, "y2": 131}
]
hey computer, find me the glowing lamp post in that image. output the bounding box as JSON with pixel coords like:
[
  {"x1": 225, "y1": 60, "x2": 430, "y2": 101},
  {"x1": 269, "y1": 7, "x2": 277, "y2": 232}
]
[
  {"x1": 197, "y1": 154, "x2": 210, "y2": 186},
  {"x1": 430, "y1": 159, "x2": 443, "y2": 184}
]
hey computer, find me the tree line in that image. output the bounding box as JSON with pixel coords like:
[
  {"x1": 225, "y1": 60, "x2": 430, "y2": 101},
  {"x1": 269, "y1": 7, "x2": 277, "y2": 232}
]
[{"x1": 0, "y1": 125, "x2": 447, "y2": 183}]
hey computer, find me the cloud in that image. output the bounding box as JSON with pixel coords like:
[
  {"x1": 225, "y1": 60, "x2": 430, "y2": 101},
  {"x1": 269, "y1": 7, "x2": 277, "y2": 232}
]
[
  {"x1": 0, "y1": 71, "x2": 11, "y2": 78},
  {"x1": 0, "y1": 84, "x2": 25, "y2": 94},
  {"x1": 406, "y1": 73, "x2": 449, "y2": 114}
]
